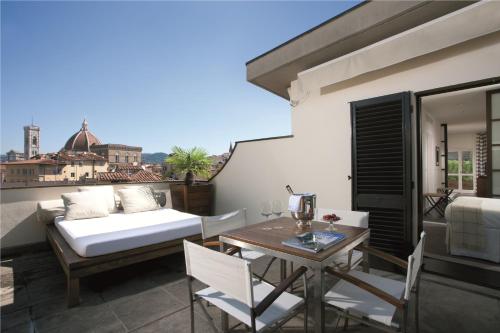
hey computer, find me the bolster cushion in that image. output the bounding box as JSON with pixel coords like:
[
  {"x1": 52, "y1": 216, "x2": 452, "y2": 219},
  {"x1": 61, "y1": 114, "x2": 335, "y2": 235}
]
[{"x1": 37, "y1": 199, "x2": 65, "y2": 225}]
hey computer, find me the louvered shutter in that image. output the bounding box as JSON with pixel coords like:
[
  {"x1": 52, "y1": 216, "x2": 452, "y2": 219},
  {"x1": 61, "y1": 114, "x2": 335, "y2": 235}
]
[{"x1": 351, "y1": 92, "x2": 413, "y2": 258}]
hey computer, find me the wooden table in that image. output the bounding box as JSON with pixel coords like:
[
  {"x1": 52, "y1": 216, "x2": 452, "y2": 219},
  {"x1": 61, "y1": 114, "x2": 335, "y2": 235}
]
[{"x1": 219, "y1": 217, "x2": 370, "y2": 333}]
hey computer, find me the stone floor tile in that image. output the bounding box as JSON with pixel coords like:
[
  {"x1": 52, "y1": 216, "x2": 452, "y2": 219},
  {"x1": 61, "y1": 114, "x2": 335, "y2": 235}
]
[
  {"x1": 107, "y1": 286, "x2": 186, "y2": 330},
  {"x1": 131, "y1": 307, "x2": 214, "y2": 333},
  {"x1": 0, "y1": 308, "x2": 31, "y2": 331},
  {"x1": 33, "y1": 303, "x2": 123, "y2": 333}
]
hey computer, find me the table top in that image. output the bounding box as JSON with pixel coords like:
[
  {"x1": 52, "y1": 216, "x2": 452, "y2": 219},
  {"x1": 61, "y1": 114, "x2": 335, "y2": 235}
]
[{"x1": 220, "y1": 217, "x2": 369, "y2": 262}]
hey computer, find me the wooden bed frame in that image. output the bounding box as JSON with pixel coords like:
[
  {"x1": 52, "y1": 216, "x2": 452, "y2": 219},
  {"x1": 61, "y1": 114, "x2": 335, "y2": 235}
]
[{"x1": 46, "y1": 224, "x2": 202, "y2": 307}]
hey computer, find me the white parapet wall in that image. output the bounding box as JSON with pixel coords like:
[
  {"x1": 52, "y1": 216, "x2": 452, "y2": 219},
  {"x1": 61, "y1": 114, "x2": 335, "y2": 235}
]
[
  {"x1": 0, "y1": 182, "x2": 172, "y2": 252},
  {"x1": 212, "y1": 2, "x2": 500, "y2": 232}
]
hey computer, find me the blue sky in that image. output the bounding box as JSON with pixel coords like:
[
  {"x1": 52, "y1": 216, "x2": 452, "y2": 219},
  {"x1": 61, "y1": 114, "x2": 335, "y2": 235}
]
[{"x1": 1, "y1": 1, "x2": 360, "y2": 155}]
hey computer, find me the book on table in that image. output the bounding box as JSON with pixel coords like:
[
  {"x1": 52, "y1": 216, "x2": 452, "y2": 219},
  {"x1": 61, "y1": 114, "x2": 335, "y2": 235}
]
[{"x1": 282, "y1": 231, "x2": 346, "y2": 253}]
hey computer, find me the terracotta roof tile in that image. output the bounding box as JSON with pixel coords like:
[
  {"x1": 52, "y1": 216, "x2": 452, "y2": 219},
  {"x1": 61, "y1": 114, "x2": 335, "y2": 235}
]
[
  {"x1": 97, "y1": 172, "x2": 131, "y2": 182},
  {"x1": 130, "y1": 170, "x2": 162, "y2": 182}
]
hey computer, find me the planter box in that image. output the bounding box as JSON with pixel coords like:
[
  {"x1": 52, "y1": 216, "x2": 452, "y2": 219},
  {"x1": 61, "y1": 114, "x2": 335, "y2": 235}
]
[{"x1": 170, "y1": 183, "x2": 213, "y2": 216}]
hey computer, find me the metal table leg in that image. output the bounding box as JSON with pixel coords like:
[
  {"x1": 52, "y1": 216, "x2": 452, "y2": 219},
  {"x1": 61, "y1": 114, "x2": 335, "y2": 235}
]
[
  {"x1": 280, "y1": 259, "x2": 287, "y2": 281},
  {"x1": 312, "y1": 265, "x2": 325, "y2": 333},
  {"x1": 362, "y1": 239, "x2": 370, "y2": 273}
]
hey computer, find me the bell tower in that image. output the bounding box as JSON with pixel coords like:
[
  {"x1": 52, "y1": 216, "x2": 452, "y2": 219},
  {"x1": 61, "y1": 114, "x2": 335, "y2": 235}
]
[{"x1": 24, "y1": 123, "x2": 40, "y2": 159}]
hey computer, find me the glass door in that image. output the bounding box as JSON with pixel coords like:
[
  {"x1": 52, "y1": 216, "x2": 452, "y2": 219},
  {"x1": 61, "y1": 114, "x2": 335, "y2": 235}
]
[
  {"x1": 448, "y1": 151, "x2": 475, "y2": 192},
  {"x1": 488, "y1": 90, "x2": 500, "y2": 198}
]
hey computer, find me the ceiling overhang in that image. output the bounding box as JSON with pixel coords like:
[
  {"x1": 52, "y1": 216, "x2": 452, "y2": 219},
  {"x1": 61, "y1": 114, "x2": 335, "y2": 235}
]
[{"x1": 246, "y1": 1, "x2": 475, "y2": 99}]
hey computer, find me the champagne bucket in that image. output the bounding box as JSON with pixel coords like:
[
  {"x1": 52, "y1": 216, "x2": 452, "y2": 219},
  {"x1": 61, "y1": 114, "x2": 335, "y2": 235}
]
[{"x1": 290, "y1": 194, "x2": 316, "y2": 227}]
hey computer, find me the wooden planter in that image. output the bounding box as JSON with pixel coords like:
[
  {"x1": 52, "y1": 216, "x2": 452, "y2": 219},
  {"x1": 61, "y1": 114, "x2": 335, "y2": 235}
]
[{"x1": 170, "y1": 183, "x2": 213, "y2": 216}]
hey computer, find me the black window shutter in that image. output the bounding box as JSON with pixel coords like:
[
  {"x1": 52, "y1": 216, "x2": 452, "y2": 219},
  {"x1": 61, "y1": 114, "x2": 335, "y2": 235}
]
[{"x1": 351, "y1": 92, "x2": 413, "y2": 258}]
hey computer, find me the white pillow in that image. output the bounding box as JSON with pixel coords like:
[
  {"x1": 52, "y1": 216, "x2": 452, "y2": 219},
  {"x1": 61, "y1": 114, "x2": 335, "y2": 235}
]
[
  {"x1": 78, "y1": 186, "x2": 117, "y2": 213},
  {"x1": 61, "y1": 191, "x2": 109, "y2": 221},
  {"x1": 117, "y1": 186, "x2": 159, "y2": 214}
]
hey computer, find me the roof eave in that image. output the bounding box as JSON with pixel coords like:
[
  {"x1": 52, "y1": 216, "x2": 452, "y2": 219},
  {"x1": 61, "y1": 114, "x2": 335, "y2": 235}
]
[{"x1": 246, "y1": 1, "x2": 475, "y2": 99}]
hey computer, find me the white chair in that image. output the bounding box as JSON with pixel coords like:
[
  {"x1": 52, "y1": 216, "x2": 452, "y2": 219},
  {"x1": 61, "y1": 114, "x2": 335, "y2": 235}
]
[
  {"x1": 201, "y1": 209, "x2": 276, "y2": 282},
  {"x1": 324, "y1": 232, "x2": 426, "y2": 333},
  {"x1": 316, "y1": 208, "x2": 369, "y2": 270},
  {"x1": 184, "y1": 240, "x2": 308, "y2": 333}
]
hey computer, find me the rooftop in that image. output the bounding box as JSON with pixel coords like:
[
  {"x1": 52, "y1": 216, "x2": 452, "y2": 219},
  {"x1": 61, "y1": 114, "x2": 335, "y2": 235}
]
[{"x1": 2, "y1": 250, "x2": 499, "y2": 333}]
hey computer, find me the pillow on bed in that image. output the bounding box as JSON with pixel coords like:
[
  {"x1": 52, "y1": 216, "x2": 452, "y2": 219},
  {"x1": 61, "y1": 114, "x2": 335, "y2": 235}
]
[
  {"x1": 61, "y1": 191, "x2": 109, "y2": 220},
  {"x1": 117, "y1": 186, "x2": 159, "y2": 214},
  {"x1": 78, "y1": 185, "x2": 117, "y2": 213}
]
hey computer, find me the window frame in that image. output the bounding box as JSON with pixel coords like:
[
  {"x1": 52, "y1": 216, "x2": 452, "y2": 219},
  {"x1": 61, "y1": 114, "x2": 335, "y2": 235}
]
[{"x1": 448, "y1": 149, "x2": 475, "y2": 193}]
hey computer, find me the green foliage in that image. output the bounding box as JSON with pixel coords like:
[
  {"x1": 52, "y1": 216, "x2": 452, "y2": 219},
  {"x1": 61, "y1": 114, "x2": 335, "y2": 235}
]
[
  {"x1": 448, "y1": 160, "x2": 459, "y2": 173},
  {"x1": 166, "y1": 146, "x2": 212, "y2": 179}
]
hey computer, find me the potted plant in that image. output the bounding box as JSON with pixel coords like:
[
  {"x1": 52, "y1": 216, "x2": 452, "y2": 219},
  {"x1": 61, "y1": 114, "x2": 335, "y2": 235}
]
[
  {"x1": 166, "y1": 146, "x2": 213, "y2": 215},
  {"x1": 166, "y1": 146, "x2": 212, "y2": 185}
]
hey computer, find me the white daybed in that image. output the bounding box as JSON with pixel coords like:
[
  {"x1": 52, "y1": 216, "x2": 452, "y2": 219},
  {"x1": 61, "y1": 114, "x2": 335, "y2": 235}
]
[
  {"x1": 38, "y1": 200, "x2": 203, "y2": 307},
  {"x1": 55, "y1": 208, "x2": 201, "y2": 257}
]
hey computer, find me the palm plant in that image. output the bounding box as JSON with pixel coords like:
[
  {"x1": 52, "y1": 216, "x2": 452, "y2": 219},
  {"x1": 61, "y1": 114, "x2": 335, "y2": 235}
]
[{"x1": 166, "y1": 146, "x2": 212, "y2": 185}]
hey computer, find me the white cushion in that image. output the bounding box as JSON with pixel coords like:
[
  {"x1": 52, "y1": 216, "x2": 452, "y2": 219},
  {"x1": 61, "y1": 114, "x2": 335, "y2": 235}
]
[
  {"x1": 55, "y1": 208, "x2": 201, "y2": 257},
  {"x1": 196, "y1": 279, "x2": 304, "y2": 332},
  {"x1": 61, "y1": 191, "x2": 109, "y2": 221},
  {"x1": 325, "y1": 270, "x2": 405, "y2": 326},
  {"x1": 79, "y1": 186, "x2": 117, "y2": 213},
  {"x1": 238, "y1": 248, "x2": 266, "y2": 261},
  {"x1": 117, "y1": 186, "x2": 159, "y2": 214},
  {"x1": 37, "y1": 199, "x2": 65, "y2": 225}
]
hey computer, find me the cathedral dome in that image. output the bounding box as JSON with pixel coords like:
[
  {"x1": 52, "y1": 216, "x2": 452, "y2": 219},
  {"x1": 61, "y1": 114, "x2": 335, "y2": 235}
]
[{"x1": 62, "y1": 119, "x2": 102, "y2": 152}]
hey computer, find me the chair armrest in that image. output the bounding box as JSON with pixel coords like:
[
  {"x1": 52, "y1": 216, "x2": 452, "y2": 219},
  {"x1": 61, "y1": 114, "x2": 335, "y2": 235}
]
[
  {"x1": 203, "y1": 240, "x2": 222, "y2": 248},
  {"x1": 325, "y1": 267, "x2": 405, "y2": 309},
  {"x1": 203, "y1": 241, "x2": 240, "y2": 256},
  {"x1": 254, "y1": 266, "x2": 307, "y2": 316},
  {"x1": 355, "y1": 245, "x2": 408, "y2": 269}
]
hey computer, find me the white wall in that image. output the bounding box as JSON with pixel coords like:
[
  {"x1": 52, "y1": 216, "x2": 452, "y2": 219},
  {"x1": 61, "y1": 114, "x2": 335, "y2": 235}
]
[
  {"x1": 422, "y1": 108, "x2": 443, "y2": 193},
  {"x1": 212, "y1": 29, "x2": 500, "y2": 239},
  {"x1": 0, "y1": 182, "x2": 172, "y2": 250},
  {"x1": 449, "y1": 132, "x2": 476, "y2": 151}
]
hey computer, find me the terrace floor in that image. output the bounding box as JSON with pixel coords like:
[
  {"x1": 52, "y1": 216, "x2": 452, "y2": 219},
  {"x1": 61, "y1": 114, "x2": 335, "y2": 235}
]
[{"x1": 1, "y1": 250, "x2": 500, "y2": 333}]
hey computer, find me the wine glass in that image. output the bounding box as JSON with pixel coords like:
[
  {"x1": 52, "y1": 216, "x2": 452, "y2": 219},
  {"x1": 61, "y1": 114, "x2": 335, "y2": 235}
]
[
  {"x1": 260, "y1": 201, "x2": 272, "y2": 220},
  {"x1": 272, "y1": 200, "x2": 282, "y2": 218}
]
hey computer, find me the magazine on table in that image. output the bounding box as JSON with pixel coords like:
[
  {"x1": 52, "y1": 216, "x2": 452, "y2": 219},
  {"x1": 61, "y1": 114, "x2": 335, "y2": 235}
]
[{"x1": 282, "y1": 231, "x2": 346, "y2": 253}]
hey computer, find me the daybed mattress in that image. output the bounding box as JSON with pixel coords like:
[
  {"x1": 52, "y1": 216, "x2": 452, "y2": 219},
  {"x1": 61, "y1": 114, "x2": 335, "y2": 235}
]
[{"x1": 55, "y1": 208, "x2": 202, "y2": 257}]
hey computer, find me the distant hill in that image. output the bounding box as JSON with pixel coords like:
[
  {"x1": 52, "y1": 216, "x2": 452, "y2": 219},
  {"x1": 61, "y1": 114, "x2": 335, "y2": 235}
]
[{"x1": 142, "y1": 152, "x2": 170, "y2": 164}]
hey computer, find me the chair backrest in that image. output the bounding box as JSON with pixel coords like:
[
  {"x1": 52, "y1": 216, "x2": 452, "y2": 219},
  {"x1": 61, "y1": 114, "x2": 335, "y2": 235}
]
[
  {"x1": 184, "y1": 240, "x2": 254, "y2": 307},
  {"x1": 201, "y1": 209, "x2": 247, "y2": 239},
  {"x1": 316, "y1": 208, "x2": 369, "y2": 228},
  {"x1": 404, "y1": 231, "x2": 426, "y2": 300}
]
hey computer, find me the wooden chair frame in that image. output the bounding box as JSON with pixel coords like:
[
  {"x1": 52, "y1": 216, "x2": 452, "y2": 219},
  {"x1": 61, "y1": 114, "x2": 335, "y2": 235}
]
[
  {"x1": 324, "y1": 245, "x2": 423, "y2": 333},
  {"x1": 187, "y1": 264, "x2": 308, "y2": 333}
]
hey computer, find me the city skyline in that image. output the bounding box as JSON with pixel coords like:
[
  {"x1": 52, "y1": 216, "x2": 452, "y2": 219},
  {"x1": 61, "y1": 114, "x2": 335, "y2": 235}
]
[{"x1": 1, "y1": 1, "x2": 360, "y2": 155}]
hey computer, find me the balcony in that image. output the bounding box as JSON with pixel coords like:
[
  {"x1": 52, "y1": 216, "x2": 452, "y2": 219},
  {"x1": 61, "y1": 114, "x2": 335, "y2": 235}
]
[{"x1": 1, "y1": 183, "x2": 499, "y2": 333}]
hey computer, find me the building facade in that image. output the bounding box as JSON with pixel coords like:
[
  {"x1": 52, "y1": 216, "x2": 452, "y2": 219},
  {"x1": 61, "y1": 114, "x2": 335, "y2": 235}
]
[
  {"x1": 211, "y1": 1, "x2": 500, "y2": 255},
  {"x1": 24, "y1": 124, "x2": 40, "y2": 159},
  {"x1": 6, "y1": 150, "x2": 26, "y2": 161},
  {"x1": 91, "y1": 144, "x2": 142, "y2": 167},
  {"x1": 2, "y1": 152, "x2": 108, "y2": 183}
]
